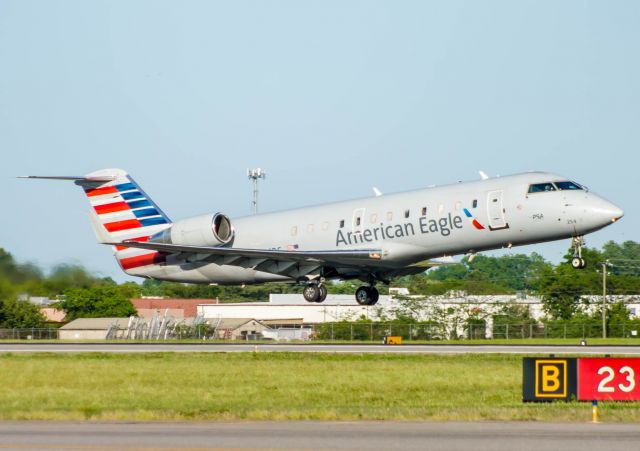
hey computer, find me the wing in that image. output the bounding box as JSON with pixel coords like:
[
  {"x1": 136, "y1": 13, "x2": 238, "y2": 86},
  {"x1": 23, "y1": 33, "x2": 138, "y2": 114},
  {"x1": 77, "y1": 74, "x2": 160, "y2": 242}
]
[
  {"x1": 108, "y1": 240, "x2": 386, "y2": 280},
  {"x1": 109, "y1": 241, "x2": 451, "y2": 281},
  {"x1": 109, "y1": 240, "x2": 383, "y2": 263}
]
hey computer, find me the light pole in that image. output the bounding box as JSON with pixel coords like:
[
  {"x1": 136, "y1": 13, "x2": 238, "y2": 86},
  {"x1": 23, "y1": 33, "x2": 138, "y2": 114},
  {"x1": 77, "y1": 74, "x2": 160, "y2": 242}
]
[
  {"x1": 247, "y1": 168, "x2": 266, "y2": 214},
  {"x1": 601, "y1": 260, "x2": 611, "y2": 339}
]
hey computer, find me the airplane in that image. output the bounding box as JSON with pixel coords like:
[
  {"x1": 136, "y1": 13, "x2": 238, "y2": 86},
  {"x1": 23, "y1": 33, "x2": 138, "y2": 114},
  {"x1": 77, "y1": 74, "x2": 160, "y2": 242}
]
[{"x1": 21, "y1": 169, "x2": 623, "y2": 305}]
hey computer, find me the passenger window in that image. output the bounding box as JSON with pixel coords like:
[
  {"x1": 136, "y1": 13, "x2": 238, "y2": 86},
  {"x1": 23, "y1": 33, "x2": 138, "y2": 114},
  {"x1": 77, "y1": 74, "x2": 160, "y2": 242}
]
[
  {"x1": 555, "y1": 181, "x2": 583, "y2": 191},
  {"x1": 321, "y1": 222, "x2": 329, "y2": 231},
  {"x1": 404, "y1": 209, "x2": 410, "y2": 219},
  {"x1": 386, "y1": 211, "x2": 393, "y2": 221},
  {"x1": 438, "y1": 204, "x2": 444, "y2": 214},
  {"x1": 528, "y1": 183, "x2": 556, "y2": 193},
  {"x1": 291, "y1": 226, "x2": 297, "y2": 236},
  {"x1": 307, "y1": 224, "x2": 314, "y2": 233},
  {"x1": 472, "y1": 199, "x2": 478, "y2": 208},
  {"x1": 455, "y1": 201, "x2": 461, "y2": 211},
  {"x1": 421, "y1": 207, "x2": 427, "y2": 216},
  {"x1": 339, "y1": 220, "x2": 344, "y2": 228},
  {"x1": 370, "y1": 214, "x2": 377, "y2": 224}
]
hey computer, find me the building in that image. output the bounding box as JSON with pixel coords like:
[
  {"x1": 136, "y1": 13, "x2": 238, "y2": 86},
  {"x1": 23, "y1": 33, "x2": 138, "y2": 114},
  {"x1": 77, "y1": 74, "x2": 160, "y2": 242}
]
[
  {"x1": 59, "y1": 316, "x2": 203, "y2": 340},
  {"x1": 215, "y1": 318, "x2": 270, "y2": 340},
  {"x1": 59, "y1": 318, "x2": 132, "y2": 340},
  {"x1": 198, "y1": 294, "x2": 393, "y2": 324},
  {"x1": 131, "y1": 298, "x2": 218, "y2": 319},
  {"x1": 40, "y1": 307, "x2": 66, "y2": 323},
  {"x1": 197, "y1": 292, "x2": 640, "y2": 339}
]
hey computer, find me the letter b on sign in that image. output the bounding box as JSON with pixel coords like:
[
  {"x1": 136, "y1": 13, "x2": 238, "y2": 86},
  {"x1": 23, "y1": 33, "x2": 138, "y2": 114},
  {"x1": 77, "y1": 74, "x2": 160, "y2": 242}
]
[
  {"x1": 523, "y1": 358, "x2": 577, "y2": 402},
  {"x1": 537, "y1": 361, "x2": 564, "y2": 396}
]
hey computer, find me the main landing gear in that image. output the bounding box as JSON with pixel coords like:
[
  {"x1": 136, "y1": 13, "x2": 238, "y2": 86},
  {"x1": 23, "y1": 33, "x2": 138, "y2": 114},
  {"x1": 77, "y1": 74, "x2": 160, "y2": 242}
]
[
  {"x1": 355, "y1": 285, "x2": 379, "y2": 306},
  {"x1": 571, "y1": 236, "x2": 587, "y2": 269},
  {"x1": 303, "y1": 283, "x2": 328, "y2": 303},
  {"x1": 302, "y1": 281, "x2": 380, "y2": 306}
]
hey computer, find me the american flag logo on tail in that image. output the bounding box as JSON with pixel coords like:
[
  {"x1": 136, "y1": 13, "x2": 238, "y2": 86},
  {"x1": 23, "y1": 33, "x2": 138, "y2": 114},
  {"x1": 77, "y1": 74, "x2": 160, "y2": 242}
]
[{"x1": 78, "y1": 169, "x2": 172, "y2": 272}]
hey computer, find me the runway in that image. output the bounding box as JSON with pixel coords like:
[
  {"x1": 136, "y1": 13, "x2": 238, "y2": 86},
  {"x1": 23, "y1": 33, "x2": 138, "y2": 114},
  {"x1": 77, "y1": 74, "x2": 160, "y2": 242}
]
[
  {"x1": 0, "y1": 421, "x2": 638, "y2": 451},
  {"x1": 0, "y1": 342, "x2": 640, "y2": 354}
]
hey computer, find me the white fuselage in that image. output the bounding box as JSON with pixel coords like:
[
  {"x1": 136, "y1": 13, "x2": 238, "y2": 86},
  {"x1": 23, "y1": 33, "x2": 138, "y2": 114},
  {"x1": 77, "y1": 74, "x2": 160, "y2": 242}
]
[{"x1": 128, "y1": 172, "x2": 623, "y2": 284}]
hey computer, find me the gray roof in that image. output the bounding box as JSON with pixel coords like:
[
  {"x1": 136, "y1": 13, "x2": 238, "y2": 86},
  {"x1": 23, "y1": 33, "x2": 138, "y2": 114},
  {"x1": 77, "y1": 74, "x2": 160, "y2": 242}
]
[
  {"x1": 216, "y1": 318, "x2": 269, "y2": 330},
  {"x1": 60, "y1": 318, "x2": 133, "y2": 330}
]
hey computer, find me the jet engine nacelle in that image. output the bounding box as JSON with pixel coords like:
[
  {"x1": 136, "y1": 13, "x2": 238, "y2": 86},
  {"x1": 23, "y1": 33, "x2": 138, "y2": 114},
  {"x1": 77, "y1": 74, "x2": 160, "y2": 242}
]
[{"x1": 151, "y1": 213, "x2": 234, "y2": 247}]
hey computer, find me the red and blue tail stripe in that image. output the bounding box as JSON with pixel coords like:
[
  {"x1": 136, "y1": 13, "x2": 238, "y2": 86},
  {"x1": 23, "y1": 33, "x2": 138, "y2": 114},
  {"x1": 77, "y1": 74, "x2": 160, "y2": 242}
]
[{"x1": 82, "y1": 171, "x2": 172, "y2": 272}]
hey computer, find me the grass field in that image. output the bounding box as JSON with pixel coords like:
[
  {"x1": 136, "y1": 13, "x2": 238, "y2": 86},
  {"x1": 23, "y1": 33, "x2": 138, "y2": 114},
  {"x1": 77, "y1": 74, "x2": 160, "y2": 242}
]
[{"x1": 1, "y1": 352, "x2": 639, "y2": 422}]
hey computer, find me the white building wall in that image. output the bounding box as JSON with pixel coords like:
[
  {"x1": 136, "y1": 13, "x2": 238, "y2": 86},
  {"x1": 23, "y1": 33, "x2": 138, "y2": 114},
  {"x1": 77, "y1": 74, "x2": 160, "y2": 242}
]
[
  {"x1": 198, "y1": 294, "x2": 640, "y2": 325},
  {"x1": 59, "y1": 330, "x2": 108, "y2": 340}
]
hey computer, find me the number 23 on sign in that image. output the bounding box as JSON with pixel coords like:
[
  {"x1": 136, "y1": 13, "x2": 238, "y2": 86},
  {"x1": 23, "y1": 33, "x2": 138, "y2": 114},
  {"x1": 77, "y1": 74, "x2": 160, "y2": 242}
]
[{"x1": 578, "y1": 358, "x2": 640, "y2": 401}]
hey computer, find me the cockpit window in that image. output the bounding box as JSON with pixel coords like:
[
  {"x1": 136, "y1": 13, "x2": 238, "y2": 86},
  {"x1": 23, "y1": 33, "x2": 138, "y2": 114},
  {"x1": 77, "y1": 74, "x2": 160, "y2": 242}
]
[
  {"x1": 528, "y1": 183, "x2": 556, "y2": 193},
  {"x1": 554, "y1": 181, "x2": 583, "y2": 191}
]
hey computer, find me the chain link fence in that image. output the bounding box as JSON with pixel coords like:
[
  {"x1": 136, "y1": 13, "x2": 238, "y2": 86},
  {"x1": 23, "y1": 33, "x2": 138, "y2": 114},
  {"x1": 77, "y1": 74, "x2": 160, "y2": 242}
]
[
  {"x1": 0, "y1": 328, "x2": 59, "y2": 339},
  {"x1": 1, "y1": 322, "x2": 639, "y2": 341},
  {"x1": 309, "y1": 322, "x2": 640, "y2": 341}
]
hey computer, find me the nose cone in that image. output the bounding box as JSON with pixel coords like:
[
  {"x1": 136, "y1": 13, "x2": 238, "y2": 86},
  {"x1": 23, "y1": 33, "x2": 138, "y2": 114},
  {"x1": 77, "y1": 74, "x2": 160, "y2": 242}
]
[{"x1": 593, "y1": 199, "x2": 624, "y2": 225}]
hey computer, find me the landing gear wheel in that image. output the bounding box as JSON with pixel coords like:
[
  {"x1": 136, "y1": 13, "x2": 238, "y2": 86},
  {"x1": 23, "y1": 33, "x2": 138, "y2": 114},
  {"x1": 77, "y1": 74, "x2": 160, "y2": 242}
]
[
  {"x1": 355, "y1": 286, "x2": 371, "y2": 305},
  {"x1": 316, "y1": 285, "x2": 328, "y2": 303},
  {"x1": 368, "y1": 287, "x2": 379, "y2": 305},
  {"x1": 571, "y1": 236, "x2": 587, "y2": 270},
  {"x1": 571, "y1": 257, "x2": 587, "y2": 269},
  {"x1": 303, "y1": 284, "x2": 320, "y2": 303},
  {"x1": 355, "y1": 286, "x2": 379, "y2": 305}
]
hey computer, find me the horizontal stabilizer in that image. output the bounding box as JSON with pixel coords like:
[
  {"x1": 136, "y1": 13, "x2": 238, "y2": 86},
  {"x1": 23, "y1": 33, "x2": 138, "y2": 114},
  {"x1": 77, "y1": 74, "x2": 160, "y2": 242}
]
[{"x1": 18, "y1": 175, "x2": 116, "y2": 183}]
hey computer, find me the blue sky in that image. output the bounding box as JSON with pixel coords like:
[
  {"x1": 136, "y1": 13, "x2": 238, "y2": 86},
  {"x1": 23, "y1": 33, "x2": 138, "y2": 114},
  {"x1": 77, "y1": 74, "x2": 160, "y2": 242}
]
[{"x1": 1, "y1": 1, "x2": 638, "y2": 281}]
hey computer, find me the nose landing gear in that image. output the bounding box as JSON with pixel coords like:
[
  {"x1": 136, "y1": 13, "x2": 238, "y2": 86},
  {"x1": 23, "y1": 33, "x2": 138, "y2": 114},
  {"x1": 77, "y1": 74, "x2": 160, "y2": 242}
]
[{"x1": 571, "y1": 236, "x2": 587, "y2": 269}]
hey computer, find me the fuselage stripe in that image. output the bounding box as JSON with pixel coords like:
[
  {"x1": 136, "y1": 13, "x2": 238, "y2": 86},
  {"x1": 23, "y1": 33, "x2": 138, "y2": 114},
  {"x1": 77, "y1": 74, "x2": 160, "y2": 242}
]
[
  {"x1": 119, "y1": 251, "x2": 167, "y2": 270},
  {"x1": 115, "y1": 236, "x2": 150, "y2": 251},
  {"x1": 127, "y1": 199, "x2": 152, "y2": 209},
  {"x1": 132, "y1": 208, "x2": 160, "y2": 218},
  {"x1": 94, "y1": 201, "x2": 130, "y2": 215},
  {"x1": 140, "y1": 217, "x2": 169, "y2": 227},
  {"x1": 121, "y1": 191, "x2": 145, "y2": 201},
  {"x1": 85, "y1": 186, "x2": 118, "y2": 197},
  {"x1": 115, "y1": 182, "x2": 136, "y2": 192},
  {"x1": 104, "y1": 218, "x2": 142, "y2": 232}
]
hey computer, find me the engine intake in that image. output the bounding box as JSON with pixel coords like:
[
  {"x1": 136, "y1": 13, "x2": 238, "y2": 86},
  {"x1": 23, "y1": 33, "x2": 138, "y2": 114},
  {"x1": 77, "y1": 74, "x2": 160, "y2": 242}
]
[{"x1": 150, "y1": 213, "x2": 234, "y2": 247}]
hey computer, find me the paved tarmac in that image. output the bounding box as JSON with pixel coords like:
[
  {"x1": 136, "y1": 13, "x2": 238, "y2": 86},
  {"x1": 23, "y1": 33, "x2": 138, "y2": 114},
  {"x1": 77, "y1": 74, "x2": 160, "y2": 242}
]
[
  {"x1": 0, "y1": 342, "x2": 639, "y2": 354},
  {"x1": 0, "y1": 421, "x2": 638, "y2": 451}
]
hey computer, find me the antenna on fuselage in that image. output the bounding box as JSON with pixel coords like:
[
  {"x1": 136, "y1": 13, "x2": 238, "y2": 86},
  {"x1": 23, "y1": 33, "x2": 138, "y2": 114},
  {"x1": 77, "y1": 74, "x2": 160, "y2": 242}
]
[
  {"x1": 372, "y1": 187, "x2": 383, "y2": 197},
  {"x1": 479, "y1": 171, "x2": 489, "y2": 180}
]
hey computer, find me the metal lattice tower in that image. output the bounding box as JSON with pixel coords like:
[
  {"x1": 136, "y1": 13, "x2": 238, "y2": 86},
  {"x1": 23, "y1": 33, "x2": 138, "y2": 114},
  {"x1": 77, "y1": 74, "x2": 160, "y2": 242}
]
[{"x1": 247, "y1": 168, "x2": 266, "y2": 214}]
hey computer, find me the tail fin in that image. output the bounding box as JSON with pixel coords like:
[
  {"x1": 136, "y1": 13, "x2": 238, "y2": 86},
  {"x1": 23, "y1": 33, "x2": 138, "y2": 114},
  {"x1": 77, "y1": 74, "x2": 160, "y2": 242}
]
[{"x1": 22, "y1": 168, "x2": 172, "y2": 275}]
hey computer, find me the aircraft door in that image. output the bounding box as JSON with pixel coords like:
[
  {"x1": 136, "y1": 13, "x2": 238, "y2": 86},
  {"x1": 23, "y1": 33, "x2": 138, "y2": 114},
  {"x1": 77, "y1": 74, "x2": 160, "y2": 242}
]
[
  {"x1": 352, "y1": 208, "x2": 365, "y2": 234},
  {"x1": 487, "y1": 190, "x2": 508, "y2": 230}
]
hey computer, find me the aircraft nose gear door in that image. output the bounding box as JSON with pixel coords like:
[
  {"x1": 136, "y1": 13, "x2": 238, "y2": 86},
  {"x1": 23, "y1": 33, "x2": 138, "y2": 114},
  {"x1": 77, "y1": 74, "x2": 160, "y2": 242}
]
[{"x1": 487, "y1": 190, "x2": 509, "y2": 230}]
